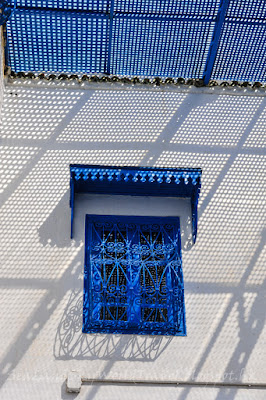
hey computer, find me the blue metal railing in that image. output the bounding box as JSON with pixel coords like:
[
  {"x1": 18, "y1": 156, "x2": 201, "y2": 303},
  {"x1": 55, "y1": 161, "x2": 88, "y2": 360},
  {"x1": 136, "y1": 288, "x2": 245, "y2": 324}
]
[
  {"x1": 3, "y1": 0, "x2": 266, "y2": 83},
  {"x1": 203, "y1": 0, "x2": 230, "y2": 85}
]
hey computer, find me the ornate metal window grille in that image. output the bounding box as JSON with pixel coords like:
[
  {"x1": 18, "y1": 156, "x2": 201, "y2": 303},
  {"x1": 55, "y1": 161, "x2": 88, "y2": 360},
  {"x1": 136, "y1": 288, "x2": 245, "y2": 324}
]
[{"x1": 83, "y1": 214, "x2": 186, "y2": 336}]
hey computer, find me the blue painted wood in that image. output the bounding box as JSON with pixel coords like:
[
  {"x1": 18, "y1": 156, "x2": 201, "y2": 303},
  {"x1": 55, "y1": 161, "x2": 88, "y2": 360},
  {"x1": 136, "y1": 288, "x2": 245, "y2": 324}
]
[
  {"x1": 69, "y1": 164, "x2": 202, "y2": 244},
  {"x1": 203, "y1": 0, "x2": 230, "y2": 85},
  {"x1": 70, "y1": 174, "x2": 75, "y2": 239},
  {"x1": 83, "y1": 214, "x2": 186, "y2": 336}
]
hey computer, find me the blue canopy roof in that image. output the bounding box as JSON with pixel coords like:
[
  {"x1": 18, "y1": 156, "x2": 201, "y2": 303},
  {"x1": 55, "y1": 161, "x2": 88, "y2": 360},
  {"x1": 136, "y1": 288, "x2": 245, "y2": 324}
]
[
  {"x1": 69, "y1": 164, "x2": 202, "y2": 243},
  {"x1": 3, "y1": 0, "x2": 266, "y2": 83}
]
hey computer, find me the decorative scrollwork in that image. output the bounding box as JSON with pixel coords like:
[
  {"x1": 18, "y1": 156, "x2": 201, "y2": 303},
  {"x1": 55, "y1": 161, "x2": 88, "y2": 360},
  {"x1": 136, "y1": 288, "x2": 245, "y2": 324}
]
[
  {"x1": 70, "y1": 164, "x2": 201, "y2": 245},
  {"x1": 84, "y1": 215, "x2": 186, "y2": 336},
  {"x1": 72, "y1": 166, "x2": 201, "y2": 186}
]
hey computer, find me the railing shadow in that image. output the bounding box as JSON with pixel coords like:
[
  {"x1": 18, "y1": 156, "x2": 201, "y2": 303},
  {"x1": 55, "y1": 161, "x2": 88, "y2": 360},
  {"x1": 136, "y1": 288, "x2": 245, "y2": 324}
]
[
  {"x1": 178, "y1": 228, "x2": 266, "y2": 400},
  {"x1": 0, "y1": 84, "x2": 265, "y2": 400}
]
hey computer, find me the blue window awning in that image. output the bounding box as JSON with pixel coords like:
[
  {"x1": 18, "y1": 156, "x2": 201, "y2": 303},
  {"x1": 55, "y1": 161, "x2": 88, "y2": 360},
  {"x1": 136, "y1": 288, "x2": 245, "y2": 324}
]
[{"x1": 69, "y1": 164, "x2": 202, "y2": 243}]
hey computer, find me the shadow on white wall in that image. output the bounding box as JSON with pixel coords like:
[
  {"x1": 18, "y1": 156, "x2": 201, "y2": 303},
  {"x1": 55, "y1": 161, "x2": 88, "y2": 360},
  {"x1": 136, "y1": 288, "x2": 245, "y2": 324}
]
[{"x1": 0, "y1": 84, "x2": 265, "y2": 400}]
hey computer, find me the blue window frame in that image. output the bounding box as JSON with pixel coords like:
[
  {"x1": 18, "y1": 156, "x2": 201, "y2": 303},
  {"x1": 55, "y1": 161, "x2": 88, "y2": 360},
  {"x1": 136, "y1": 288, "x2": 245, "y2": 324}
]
[{"x1": 83, "y1": 214, "x2": 186, "y2": 336}]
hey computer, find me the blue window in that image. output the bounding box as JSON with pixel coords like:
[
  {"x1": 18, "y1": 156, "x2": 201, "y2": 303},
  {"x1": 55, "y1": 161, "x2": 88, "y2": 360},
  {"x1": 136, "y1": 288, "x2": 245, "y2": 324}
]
[
  {"x1": 83, "y1": 214, "x2": 186, "y2": 336},
  {"x1": 70, "y1": 164, "x2": 202, "y2": 336}
]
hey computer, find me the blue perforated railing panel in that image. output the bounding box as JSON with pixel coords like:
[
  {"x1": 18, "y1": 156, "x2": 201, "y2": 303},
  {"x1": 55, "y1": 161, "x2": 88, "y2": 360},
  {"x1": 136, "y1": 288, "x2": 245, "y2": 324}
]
[
  {"x1": 211, "y1": 23, "x2": 266, "y2": 83},
  {"x1": 110, "y1": 17, "x2": 214, "y2": 78},
  {"x1": 13, "y1": 0, "x2": 220, "y2": 16},
  {"x1": 7, "y1": 9, "x2": 109, "y2": 74},
  {"x1": 210, "y1": 0, "x2": 266, "y2": 83},
  {"x1": 226, "y1": 0, "x2": 266, "y2": 20},
  {"x1": 83, "y1": 214, "x2": 186, "y2": 336},
  {"x1": 5, "y1": 0, "x2": 266, "y2": 82},
  {"x1": 14, "y1": 0, "x2": 109, "y2": 11}
]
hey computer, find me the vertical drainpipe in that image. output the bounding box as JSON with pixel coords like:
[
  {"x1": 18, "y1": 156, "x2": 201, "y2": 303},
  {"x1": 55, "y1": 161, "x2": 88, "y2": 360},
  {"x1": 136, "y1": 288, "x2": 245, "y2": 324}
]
[{"x1": 203, "y1": 0, "x2": 230, "y2": 85}]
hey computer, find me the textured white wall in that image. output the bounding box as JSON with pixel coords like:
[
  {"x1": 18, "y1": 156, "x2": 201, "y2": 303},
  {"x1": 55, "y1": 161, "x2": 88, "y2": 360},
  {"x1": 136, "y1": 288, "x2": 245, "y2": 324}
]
[{"x1": 0, "y1": 81, "x2": 265, "y2": 400}]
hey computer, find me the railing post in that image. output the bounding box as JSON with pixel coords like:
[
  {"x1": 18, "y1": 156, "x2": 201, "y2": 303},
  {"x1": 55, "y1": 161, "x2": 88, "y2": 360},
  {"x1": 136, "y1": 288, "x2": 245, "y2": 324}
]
[
  {"x1": 106, "y1": 0, "x2": 114, "y2": 75},
  {"x1": 203, "y1": 0, "x2": 230, "y2": 85}
]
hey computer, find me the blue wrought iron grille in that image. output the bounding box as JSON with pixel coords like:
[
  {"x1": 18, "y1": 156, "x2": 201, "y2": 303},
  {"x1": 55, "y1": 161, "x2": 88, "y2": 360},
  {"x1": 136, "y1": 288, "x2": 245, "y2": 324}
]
[
  {"x1": 83, "y1": 214, "x2": 186, "y2": 336},
  {"x1": 4, "y1": 0, "x2": 266, "y2": 83}
]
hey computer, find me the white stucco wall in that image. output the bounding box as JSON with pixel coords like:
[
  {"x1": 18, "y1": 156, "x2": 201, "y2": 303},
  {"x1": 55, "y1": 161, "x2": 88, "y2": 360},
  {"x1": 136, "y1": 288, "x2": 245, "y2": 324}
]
[{"x1": 0, "y1": 80, "x2": 265, "y2": 400}]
